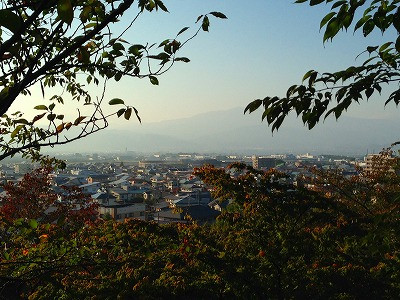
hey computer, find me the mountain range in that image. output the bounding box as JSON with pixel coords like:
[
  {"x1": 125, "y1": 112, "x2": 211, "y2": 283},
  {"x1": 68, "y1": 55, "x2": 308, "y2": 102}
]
[{"x1": 49, "y1": 107, "x2": 400, "y2": 155}]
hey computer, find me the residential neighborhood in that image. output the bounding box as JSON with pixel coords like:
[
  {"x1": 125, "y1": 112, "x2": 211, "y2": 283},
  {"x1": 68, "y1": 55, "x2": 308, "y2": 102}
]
[{"x1": 0, "y1": 151, "x2": 385, "y2": 224}]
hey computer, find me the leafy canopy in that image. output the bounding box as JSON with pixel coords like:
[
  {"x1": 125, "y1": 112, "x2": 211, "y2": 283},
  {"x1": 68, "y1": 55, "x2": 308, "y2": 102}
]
[
  {"x1": 245, "y1": 0, "x2": 400, "y2": 131},
  {"x1": 0, "y1": 0, "x2": 226, "y2": 163}
]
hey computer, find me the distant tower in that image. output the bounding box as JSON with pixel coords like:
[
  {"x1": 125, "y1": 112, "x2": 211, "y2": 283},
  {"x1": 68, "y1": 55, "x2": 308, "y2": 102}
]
[{"x1": 252, "y1": 155, "x2": 258, "y2": 169}]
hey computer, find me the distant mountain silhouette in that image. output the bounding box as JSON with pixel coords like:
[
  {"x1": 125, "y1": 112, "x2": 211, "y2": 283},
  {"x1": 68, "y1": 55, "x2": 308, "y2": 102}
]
[{"x1": 49, "y1": 107, "x2": 400, "y2": 155}]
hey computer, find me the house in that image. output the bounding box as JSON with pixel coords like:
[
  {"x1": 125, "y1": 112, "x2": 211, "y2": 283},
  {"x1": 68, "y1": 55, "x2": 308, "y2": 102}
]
[
  {"x1": 154, "y1": 205, "x2": 220, "y2": 224},
  {"x1": 208, "y1": 198, "x2": 232, "y2": 212},
  {"x1": 79, "y1": 182, "x2": 101, "y2": 195},
  {"x1": 99, "y1": 203, "x2": 147, "y2": 222},
  {"x1": 110, "y1": 186, "x2": 148, "y2": 203}
]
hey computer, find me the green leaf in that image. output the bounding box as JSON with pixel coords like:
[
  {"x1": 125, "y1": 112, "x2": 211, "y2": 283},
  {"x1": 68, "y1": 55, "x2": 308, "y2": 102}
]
[
  {"x1": 29, "y1": 219, "x2": 38, "y2": 229},
  {"x1": 57, "y1": 0, "x2": 74, "y2": 24},
  {"x1": 149, "y1": 76, "x2": 159, "y2": 85},
  {"x1": 363, "y1": 19, "x2": 375, "y2": 36},
  {"x1": 177, "y1": 27, "x2": 189, "y2": 36},
  {"x1": 133, "y1": 107, "x2": 142, "y2": 123},
  {"x1": 34, "y1": 105, "x2": 48, "y2": 110},
  {"x1": 117, "y1": 108, "x2": 126, "y2": 117},
  {"x1": 124, "y1": 107, "x2": 132, "y2": 120},
  {"x1": 379, "y1": 42, "x2": 392, "y2": 52},
  {"x1": 155, "y1": 0, "x2": 169, "y2": 12},
  {"x1": 310, "y1": 0, "x2": 324, "y2": 6},
  {"x1": 202, "y1": 16, "x2": 210, "y2": 32},
  {"x1": 109, "y1": 98, "x2": 125, "y2": 105},
  {"x1": 14, "y1": 118, "x2": 28, "y2": 125},
  {"x1": 302, "y1": 70, "x2": 315, "y2": 82},
  {"x1": 320, "y1": 12, "x2": 336, "y2": 29},
  {"x1": 175, "y1": 57, "x2": 190, "y2": 63},
  {"x1": 396, "y1": 36, "x2": 400, "y2": 53},
  {"x1": 324, "y1": 18, "x2": 340, "y2": 42},
  {"x1": 47, "y1": 113, "x2": 56, "y2": 121},
  {"x1": 367, "y1": 46, "x2": 378, "y2": 53},
  {"x1": 0, "y1": 9, "x2": 22, "y2": 33},
  {"x1": 11, "y1": 125, "x2": 24, "y2": 138},
  {"x1": 209, "y1": 12, "x2": 228, "y2": 19},
  {"x1": 244, "y1": 99, "x2": 263, "y2": 114}
]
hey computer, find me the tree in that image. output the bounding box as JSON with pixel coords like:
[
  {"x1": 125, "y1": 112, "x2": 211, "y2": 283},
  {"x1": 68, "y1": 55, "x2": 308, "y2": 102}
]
[
  {"x1": 0, "y1": 166, "x2": 98, "y2": 225},
  {"x1": 0, "y1": 0, "x2": 227, "y2": 162},
  {"x1": 1, "y1": 159, "x2": 400, "y2": 298},
  {"x1": 245, "y1": 0, "x2": 400, "y2": 131}
]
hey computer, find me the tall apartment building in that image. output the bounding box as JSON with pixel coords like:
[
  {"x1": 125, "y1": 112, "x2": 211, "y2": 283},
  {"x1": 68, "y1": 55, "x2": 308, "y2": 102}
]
[
  {"x1": 252, "y1": 155, "x2": 276, "y2": 170},
  {"x1": 364, "y1": 153, "x2": 396, "y2": 174}
]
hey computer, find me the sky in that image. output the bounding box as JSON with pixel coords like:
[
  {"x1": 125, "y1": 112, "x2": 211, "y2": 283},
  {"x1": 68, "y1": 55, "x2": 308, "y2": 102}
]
[{"x1": 12, "y1": 0, "x2": 400, "y2": 130}]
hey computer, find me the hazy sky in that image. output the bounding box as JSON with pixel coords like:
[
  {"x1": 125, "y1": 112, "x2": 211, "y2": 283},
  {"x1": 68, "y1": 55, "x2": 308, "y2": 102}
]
[{"x1": 13, "y1": 0, "x2": 400, "y2": 130}]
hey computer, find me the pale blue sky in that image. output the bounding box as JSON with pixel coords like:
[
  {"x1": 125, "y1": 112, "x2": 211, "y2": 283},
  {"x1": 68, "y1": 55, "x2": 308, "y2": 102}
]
[{"x1": 14, "y1": 0, "x2": 400, "y2": 129}]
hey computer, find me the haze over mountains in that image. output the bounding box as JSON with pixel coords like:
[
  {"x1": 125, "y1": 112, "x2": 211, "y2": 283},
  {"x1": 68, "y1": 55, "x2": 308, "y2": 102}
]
[{"x1": 53, "y1": 107, "x2": 400, "y2": 155}]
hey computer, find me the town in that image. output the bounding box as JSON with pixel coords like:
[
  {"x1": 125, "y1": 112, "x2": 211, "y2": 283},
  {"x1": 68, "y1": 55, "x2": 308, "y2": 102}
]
[{"x1": 0, "y1": 151, "x2": 386, "y2": 224}]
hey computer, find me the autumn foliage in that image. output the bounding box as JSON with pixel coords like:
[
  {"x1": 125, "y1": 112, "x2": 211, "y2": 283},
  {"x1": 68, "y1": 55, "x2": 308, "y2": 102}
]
[
  {"x1": 0, "y1": 167, "x2": 98, "y2": 224},
  {"x1": 1, "y1": 160, "x2": 400, "y2": 298}
]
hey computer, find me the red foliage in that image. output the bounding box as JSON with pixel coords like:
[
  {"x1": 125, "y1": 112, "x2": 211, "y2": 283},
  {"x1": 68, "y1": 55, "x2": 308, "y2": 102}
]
[{"x1": 0, "y1": 167, "x2": 98, "y2": 225}]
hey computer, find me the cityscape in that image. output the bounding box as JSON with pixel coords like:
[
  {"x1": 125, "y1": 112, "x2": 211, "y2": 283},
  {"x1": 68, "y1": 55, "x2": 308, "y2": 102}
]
[
  {"x1": 1, "y1": 0, "x2": 399, "y2": 298},
  {"x1": 0, "y1": 150, "x2": 386, "y2": 224}
]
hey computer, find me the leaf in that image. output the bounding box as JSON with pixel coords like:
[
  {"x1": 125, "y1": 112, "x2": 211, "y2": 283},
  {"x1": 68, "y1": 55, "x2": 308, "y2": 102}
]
[
  {"x1": 0, "y1": 9, "x2": 22, "y2": 33},
  {"x1": 117, "y1": 108, "x2": 125, "y2": 117},
  {"x1": 32, "y1": 113, "x2": 46, "y2": 123},
  {"x1": 65, "y1": 122, "x2": 72, "y2": 130},
  {"x1": 158, "y1": 39, "x2": 170, "y2": 47},
  {"x1": 29, "y1": 219, "x2": 38, "y2": 229},
  {"x1": 149, "y1": 76, "x2": 159, "y2": 85},
  {"x1": 363, "y1": 19, "x2": 375, "y2": 36},
  {"x1": 11, "y1": 125, "x2": 24, "y2": 138},
  {"x1": 379, "y1": 42, "x2": 392, "y2": 52},
  {"x1": 367, "y1": 46, "x2": 378, "y2": 53},
  {"x1": 57, "y1": 0, "x2": 74, "y2": 25},
  {"x1": 124, "y1": 107, "x2": 132, "y2": 120},
  {"x1": 155, "y1": 0, "x2": 169, "y2": 12},
  {"x1": 56, "y1": 123, "x2": 65, "y2": 133},
  {"x1": 175, "y1": 57, "x2": 190, "y2": 63},
  {"x1": 324, "y1": 18, "x2": 340, "y2": 42},
  {"x1": 133, "y1": 107, "x2": 142, "y2": 123},
  {"x1": 209, "y1": 12, "x2": 228, "y2": 19},
  {"x1": 34, "y1": 105, "x2": 48, "y2": 110},
  {"x1": 320, "y1": 12, "x2": 336, "y2": 29},
  {"x1": 14, "y1": 118, "x2": 28, "y2": 125},
  {"x1": 310, "y1": 0, "x2": 324, "y2": 6},
  {"x1": 74, "y1": 116, "x2": 86, "y2": 125},
  {"x1": 302, "y1": 70, "x2": 315, "y2": 82},
  {"x1": 244, "y1": 99, "x2": 263, "y2": 114},
  {"x1": 47, "y1": 114, "x2": 56, "y2": 121},
  {"x1": 177, "y1": 27, "x2": 189, "y2": 36},
  {"x1": 202, "y1": 16, "x2": 210, "y2": 32},
  {"x1": 109, "y1": 98, "x2": 125, "y2": 105}
]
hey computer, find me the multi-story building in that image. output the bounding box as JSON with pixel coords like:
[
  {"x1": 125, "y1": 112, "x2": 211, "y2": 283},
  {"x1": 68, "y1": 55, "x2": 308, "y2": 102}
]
[
  {"x1": 364, "y1": 153, "x2": 396, "y2": 174},
  {"x1": 252, "y1": 155, "x2": 276, "y2": 170}
]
